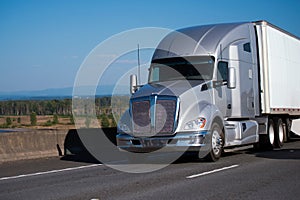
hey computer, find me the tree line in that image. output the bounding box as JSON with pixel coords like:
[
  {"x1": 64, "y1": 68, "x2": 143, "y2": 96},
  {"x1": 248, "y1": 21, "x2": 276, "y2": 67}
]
[
  {"x1": 0, "y1": 96, "x2": 130, "y2": 128},
  {"x1": 0, "y1": 96, "x2": 129, "y2": 116}
]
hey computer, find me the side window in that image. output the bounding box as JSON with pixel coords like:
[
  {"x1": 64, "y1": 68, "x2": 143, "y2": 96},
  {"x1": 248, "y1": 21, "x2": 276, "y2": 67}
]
[
  {"x1": 243, "y1": 42, "x2": 251, "y2": 53},
  {"x1": 150, "y1": 66, "x2": 160, "y2": 82},
  {"x1": 217, "y1": 61, "x2": 228, "y2": 81}
]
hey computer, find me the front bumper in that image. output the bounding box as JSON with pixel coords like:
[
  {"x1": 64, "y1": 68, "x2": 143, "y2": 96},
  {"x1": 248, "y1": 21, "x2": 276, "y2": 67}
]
[{"x1": 116, "y1": 131, "x2": 209, "y2": 153}]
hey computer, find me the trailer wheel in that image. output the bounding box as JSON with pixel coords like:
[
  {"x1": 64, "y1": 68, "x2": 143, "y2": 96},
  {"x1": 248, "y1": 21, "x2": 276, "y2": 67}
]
[
  {"x1": 274, "y1": 118, "x2": 285, "y2": 148},
  {"x1": 267, "y1": 119, "x2": 276, "y2": 149},
  {"x1": 205, "y1": 122, "x2": 224, "y2": 162},
  {"x1": 285, "y1": 118, "x2": 293, "y2": 141},
  {"x1": 257, "y1": 119, "x2": 276, "y2": 150}
]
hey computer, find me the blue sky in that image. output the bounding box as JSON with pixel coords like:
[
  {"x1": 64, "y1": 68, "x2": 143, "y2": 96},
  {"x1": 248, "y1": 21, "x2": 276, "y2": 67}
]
[{"x1": 1, "y1": 0, "x2": 300, "y2": 93}]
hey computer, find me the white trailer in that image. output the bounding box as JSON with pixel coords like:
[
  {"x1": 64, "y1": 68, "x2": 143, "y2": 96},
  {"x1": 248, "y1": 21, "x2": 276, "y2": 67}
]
[
  {"x1": 255, "y1": 21, "x2": 300, "y2": 148},
  {"x1": 256, "y1": 21, "x2": 300, "y2": 115}
]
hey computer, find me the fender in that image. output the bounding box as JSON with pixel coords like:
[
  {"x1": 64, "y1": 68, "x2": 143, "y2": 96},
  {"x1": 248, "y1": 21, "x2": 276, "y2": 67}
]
[{"x1": 177, "y1": 100, "x2": 224, "y2": 133}]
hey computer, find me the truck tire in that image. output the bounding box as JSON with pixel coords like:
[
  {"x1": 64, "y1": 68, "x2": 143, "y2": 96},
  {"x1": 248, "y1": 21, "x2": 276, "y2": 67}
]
[
  {"x1": 257, "y1": 118, "x2": 276, "y2": 150},
  {"x1": 285, "y1": 118, "x2": 293, "y2": 141},
  {"x1": 264, "y1": 118, "x2": 276, "y2": 149},
  {"x1": 274, "y1": 118, "x2": 285, "y2": 148},
  {"x1": 205, "y1": 122, "x2": 224, "y2": 162},
  {"x1": 267, "y1": 119, "x2": 276, "y2": 149}
]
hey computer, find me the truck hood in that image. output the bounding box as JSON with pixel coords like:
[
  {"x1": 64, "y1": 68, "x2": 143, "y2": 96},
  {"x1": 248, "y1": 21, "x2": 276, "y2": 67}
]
[{"x1": 132, "y1": 80, "x2": 205, "y2": 98}]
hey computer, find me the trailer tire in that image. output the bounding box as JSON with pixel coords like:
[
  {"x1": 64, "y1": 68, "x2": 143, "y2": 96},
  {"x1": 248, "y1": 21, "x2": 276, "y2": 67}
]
[
  {"x1": 258, "y1": 119, "x2": 276, "y2": 150},
  {"x1": 205, "y1": 122, "x2": 224, "y2": 162},
  {"x1": 285, "y1": 118, "x2": 293, "y2": 141},
  {"x1": 274, "y1": 118, "x2": 285, "y2": 148},
  {"x1": 267, "y1": 119, "x2": 276, "y2": 149}
]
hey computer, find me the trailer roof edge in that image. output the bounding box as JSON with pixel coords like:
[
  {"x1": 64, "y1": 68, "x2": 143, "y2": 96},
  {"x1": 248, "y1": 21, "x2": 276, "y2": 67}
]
[{"x1": 253, "y1": 20, "x2": 300, "y2": 41}]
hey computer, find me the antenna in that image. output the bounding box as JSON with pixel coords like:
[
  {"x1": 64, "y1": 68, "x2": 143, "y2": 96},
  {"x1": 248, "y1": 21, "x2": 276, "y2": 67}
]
[{"x1": 137, "y1": 44, "x2": 141, "y2": 85}]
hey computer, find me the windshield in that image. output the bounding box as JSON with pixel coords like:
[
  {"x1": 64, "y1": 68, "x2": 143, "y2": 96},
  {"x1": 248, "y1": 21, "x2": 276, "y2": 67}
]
[{"x1": 149, "y1": 56, "x2": 214, "y2": 83}]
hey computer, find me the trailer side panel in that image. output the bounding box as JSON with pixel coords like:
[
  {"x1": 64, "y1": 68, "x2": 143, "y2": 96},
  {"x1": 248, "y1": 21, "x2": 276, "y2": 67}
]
[{"x1": 255, "y1": 21, "x2": 300, "y2": 115}]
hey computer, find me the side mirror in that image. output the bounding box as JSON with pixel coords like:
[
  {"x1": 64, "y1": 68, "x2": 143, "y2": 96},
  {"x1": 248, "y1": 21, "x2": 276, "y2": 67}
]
[
  {"x1": 130, "y1": 74, "x2": 138, "y2": 94},
  {"x1": 227, "y1": 67, "x2": 236, "y2": 89}
]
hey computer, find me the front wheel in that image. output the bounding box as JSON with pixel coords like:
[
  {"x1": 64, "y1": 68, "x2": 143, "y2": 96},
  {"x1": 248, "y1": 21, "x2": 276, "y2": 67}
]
[{"x1": 205, "y1": 122, "x2": 224, "y2": 162}]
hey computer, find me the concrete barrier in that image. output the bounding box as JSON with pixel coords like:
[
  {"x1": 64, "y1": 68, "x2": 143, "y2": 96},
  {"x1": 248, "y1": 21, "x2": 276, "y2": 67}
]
[
  {"x1": 0, "y1": 128, "x2": 117, "y2": 163},
  {"x1": 0, "y1": 129, "x2": 68, "y2": 163}
]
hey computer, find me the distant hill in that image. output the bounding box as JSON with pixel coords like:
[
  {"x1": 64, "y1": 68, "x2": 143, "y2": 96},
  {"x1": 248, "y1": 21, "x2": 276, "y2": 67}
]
[{"x1": 0, "y1": 85, "x2": 129, "y2": 101}]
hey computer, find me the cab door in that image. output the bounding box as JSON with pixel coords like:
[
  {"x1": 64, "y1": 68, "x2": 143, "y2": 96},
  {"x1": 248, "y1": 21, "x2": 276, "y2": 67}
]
[
  {"x1": 229, "y1": 40, "x2": 256, "y2": 118},
  {"x1": 213, "y1": 61, "x2": 231, "y2": 117}
]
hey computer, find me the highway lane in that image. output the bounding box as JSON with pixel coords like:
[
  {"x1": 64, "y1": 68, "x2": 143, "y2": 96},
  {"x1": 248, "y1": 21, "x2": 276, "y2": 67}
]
[{"x1": 0, "y1": 139, "x2": 299, "y2": 200}]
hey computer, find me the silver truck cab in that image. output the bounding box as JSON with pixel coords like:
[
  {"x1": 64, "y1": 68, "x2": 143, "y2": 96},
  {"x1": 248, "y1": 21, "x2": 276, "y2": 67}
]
[{"x1": 116, "y1": 22, "x2": 261, "y2": 161}]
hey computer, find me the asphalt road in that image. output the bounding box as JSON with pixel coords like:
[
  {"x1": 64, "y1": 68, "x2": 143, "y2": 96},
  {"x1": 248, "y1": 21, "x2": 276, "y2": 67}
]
[{"x1": 0, "y1": 139, "x2": 299, "y2": 200}]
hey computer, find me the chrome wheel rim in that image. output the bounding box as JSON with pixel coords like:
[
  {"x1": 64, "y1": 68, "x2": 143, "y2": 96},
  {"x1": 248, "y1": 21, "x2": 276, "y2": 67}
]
[{"x1": 212, "y1": 129, "x2": 222, "y2": 156}]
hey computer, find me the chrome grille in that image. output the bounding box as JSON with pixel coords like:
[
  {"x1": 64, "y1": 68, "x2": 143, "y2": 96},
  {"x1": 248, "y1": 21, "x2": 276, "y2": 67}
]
[
  {"x1": 132, "y1": 100, "x2": 151, "y2": 133},
  {"x1": 131, "y1": 96, "x2": 178, "y2": 136},
  {"x1": 155, "y1": 100, "x2": 176, "y2": 133}
]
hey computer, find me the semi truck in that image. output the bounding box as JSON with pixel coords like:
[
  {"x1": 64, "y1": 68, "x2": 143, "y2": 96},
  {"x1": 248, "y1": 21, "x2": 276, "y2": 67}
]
[{"x1": 116, "y1": 20, "x2": 300, "y2": 161}]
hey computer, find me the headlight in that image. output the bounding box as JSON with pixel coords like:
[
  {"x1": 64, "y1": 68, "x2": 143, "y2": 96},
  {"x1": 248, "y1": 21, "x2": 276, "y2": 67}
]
[{"x1": 184, "y1": 117, "x2": 206, "y2": 130}]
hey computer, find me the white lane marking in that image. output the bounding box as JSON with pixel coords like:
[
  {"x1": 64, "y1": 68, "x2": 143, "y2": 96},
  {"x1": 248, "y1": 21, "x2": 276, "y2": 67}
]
[
  {"x1": 0, "y1": 164, "x2": 103, "y2": 181},
  {"x1": 186, "y1": 164, "x2": 239, "y2": 179}
]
